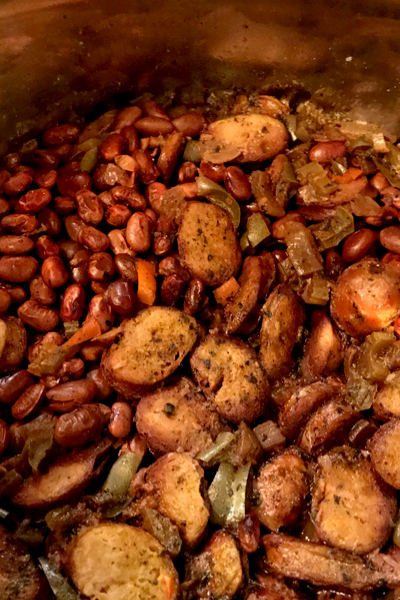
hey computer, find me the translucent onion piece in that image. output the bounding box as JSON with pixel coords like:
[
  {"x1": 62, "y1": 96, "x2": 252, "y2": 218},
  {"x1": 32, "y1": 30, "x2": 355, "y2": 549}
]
[
  {"x1": 28, "y1": 343, "x2": 68, "y2": 377},
  {"x1": 284, "y1": 222, "x2": 323, "y2": 277},
  {"x1": 246, "y1": 213, "x2": 270, "y2": 248},
  {"x1": 350, "y1": 194, "x2": 383, "y2": 217},
  {"x1": 103, "y1": 163, "x2": 125, "y2": 186},
  {"x1": 358, "y1": 332, "x2": 400, "y2": 383},
  {"x1": 373, "y1": 143, "x2": 400, "y2": 189},
  {"x1": 39, "y1": 557, "x2": 80, "y2": 600},
  {"x1": 102, "y1": 452, "x2": 143, "y2": 500},
  {"x1": 114, "y1": 154, "x2": 137, "y2": 171},
  {"x1": 208, "y1": 461, "x2": 251, "y2": 528},
  {"x1": 309, "y1": 206, "x2": 354, "y2": 250},
  {"x1": 196, "y1": 432, "x2": 235, "y2": 463},
  {"x1": 301, "y1": 273, "x2": 331, "y2": 305},
  {"x1": 196, "y1": 175, "x2": 241, "y2": 228},
  {"x1": 63, "y1": 320, "x2": 80, "y2": 339},
  {"x1": 249, "y1": 170, "x2": 286, "y2": 217},
  {"x1": 80, "y1": 147, "x2": 98, "y2": 173},
  {"x1": 201, "y1": 141, "x2": 242, "y2": 164}
]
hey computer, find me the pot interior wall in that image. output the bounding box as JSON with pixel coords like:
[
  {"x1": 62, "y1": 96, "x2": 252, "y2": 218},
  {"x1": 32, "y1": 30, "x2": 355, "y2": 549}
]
[{"x1": 1, "y1": 0, "x2": 400, "y2": 153}]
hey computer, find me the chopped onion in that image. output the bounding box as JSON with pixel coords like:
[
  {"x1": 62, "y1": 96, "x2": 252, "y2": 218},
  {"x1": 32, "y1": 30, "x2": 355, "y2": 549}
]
[
  {"x1": 284, "y1": 222, "x2": 324, "y2": 277},
  {"x1": 63, "y1": 320, "x2": 80, "y2": 339},
  {"x1": 373, "y1": 143, "x2": 400, "y2": 189},
  {"x1": 103, "y1": 163, "x2": 125, "y2": 186},
  {"x1": 39, "y1": 557, "x2": 80, "y2": 600},
  {"x1": 345, "y1": 346, "x2": 378, "y2": 411},
  {"x1": 196, "y1": 175, "x2": 241, "y2": 228},
  {"x1": 208, "y1": 461, "x2": 251, "y2": 529},
  {"x1": 183, "y1": 140, "x2": 202, "y2": 163},
  {"x1": 28, "y1": 343, "x2": 68, "y2": 377},
  {"x1": 102, "y1": 452, "x2": 142, "y2": 500},
  {"x1": 80, "y1": 147, "x2": 98, "y2": 173},
  {"x1": 253, "y1": 420, "x2": 286, "y2": 452},
  {"x1": 249, "y1": 171, "x2": 286, "y2": 217},
  {"x1": 285, "y1": 115, "x2": 298, "y2": 142},
  {"x1": 350, "y1": 194, "x2": 383, "y2": 217},
  {"x1": 0, "y1": 508, "x2": 9, "y2": 519},
  {"x1": 296, "y1": 161, "x2": 337, "y2": 195},
  {"x1": 114, "y1": 154, "x2": 138, "y2": 171},
  {"x1": 300, "y1": 273, "x2": 331, "y2": 305},
  {"x1": 240, "y1": 231, "x2": 251, "y2": 252},
  {"x1": 357, "y1": 332, "x2": 400, "y2": 383},
  {"x1": 246, "y1": 213, "x2": 270, "y2": 248},
  {"x1": 196, "y1": 432, "x2": 235, "y2": 464},
  {"x1": 347, "y1": 135, "x2": 372, "y2": 152},
  {"x1": 309, "y1": 206, "x2": 354, "y2": 250}
]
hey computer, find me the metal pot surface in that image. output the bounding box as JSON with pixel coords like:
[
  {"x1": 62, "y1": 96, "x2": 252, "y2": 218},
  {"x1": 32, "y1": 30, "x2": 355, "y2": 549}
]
[{"x1": 1, "y1": 0, "x2": 400, "y2": 153}]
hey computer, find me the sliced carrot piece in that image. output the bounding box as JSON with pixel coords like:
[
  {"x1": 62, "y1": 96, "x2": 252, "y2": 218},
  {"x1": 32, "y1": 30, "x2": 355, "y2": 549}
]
[
  {"x1": 137, "y1": 258, "x2": 157, "y2": 305},
  {"x1": 63, "y1": 318, "x2": 102, "y2": 349},
  {"x1": 213, "y1": 276, "x2": 240, "y2": 306},
  {"x1": 332, "y1": 167, "x2": 363, "y2": 184}
]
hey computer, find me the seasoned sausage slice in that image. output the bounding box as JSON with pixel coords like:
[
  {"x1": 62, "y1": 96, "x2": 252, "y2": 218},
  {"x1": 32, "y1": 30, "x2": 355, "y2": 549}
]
[
  {"x1": 373, "y1": 371, "x2": 400, "y2": 420},
  {"x1": 223, "y1": 256, "x2": 261, "y2": 334},
  {"x1": 131, "y1": 452, "x2": 209, "y2": 549},
  {"x1": 68, "y1": 523, "x2": 178, "y2": 600},
  {"x1": 101, "y1": 307, "x2": 197, "y2": 399},
  {"x1": 135, "y1": 378, "x2": 223, "y2": 456},
  {"x1": 207, "y1": 114, "x2": 289, "y2": 163},
  {"x1": 262, "y1": 534, "x2": 400, "y2": 591},
  {"x1": 0, "y1": 523, "x2": 52, "y2": 600},
  {"x1": 245, "y1": 575, "x2": 303, "y2": 600},
  {"x1": 254, "y1": 452, "x2": 308, "y2": 532},
  {"x1": 190, "y1": 333, "x2": 269, "y2": 423},
  {"x1": 259, "y1": 284, "x2": 306, "y2": 381},
  {"x1": 330, "y1": 259, "x2": 400, "y2": 338},
  {"x1": 301, "y1": 311, "x2": 345, "y2": 383},
  {"x1": 311, "y1": 447, "x2": 396, "y2": 554},
  {"x1": 178, "y1": 201, "x2": 241, "y2": 287},
  {"x1": 0, "y1": 316, "x2": 27, "y2": 374},
  {"x1": 278, "y1": 377, "x2": 347, "y2": 439},
  {"x1": 369, "y1": 418, "x2": 400, "y2": 489},
  {"x1": 11, "y1": 439, "x2": 112, "y2": 508},
  {"x1": 299, "y1": 398, "x2": 359, "y2": 455},
  {"x1": 183, "y1": 530, "x2": 243, "y2": 599}
]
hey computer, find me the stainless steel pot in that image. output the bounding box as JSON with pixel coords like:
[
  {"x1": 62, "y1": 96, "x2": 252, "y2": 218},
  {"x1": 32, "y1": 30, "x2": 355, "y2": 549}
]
[{"x1": 1, "y1": 0, "x2": 400, "y2": 155}]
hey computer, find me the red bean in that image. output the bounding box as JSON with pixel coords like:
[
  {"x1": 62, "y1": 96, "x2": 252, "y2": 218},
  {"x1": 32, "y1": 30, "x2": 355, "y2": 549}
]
[
  {"x1": 18, "y1": 300, "x2": 60, "y2": 332},
  {"x1": 309, "y1": 141, "x2": 347, "y2": 162},
  {"x1": 342, "y1": 229, "x2": 379, "y2": 263},
  {"x1": 0, "y1": 420, "x2": 9, "y2": 458},
  {"x1": 135, "y1": 116, "x2": 175, "y2": 136},
  {"x1": 379, "y1": 225, "x2": 400, "y2": 254},
  {"x1": 271, "y1": 211, "x2": 306, "y2": 239},
  {"x1": 111, "y1": 186, "x2": 147, "y2": 210},
  {"x1": 224, "y1": 166, "x2": 252, "y2": 201},
  {"x1": 178, "y1": 161, "x2": 197, "y2": 183},
  {"x1": 41, "y1": 256, "x2": 69, "y2": 288},
  {"x1": 54, "y1": 403, "x2": 111, "y2": 446},
  {"x1": 43, "y1": 124, "x2": 80, "y2": 147},
  {"x1": 184, "y1": 278, "x2": 206, "y2": 315},
  {"x1": 99, "y1": 133, "x2": 125, "y2": 161},
  {"x1": 76, "y1": 189, "x2": 104, "y2": 225},
  {"x1": 108, "y1": 402, "x2": 133, "y2": 438},
  {"x1": 69, "y1": 249, "x2": 91, "y2": 286},
  {"x1": 105, "y1": 279, "x2": 136, "y2": 316},
  {"x1": 36, "y1": 235, "x2": 60, "y2": 260},
  {"x1": 86, "y1": 295, "x2": 115, "y2": 332},
  {"x1": 38, "y1": 208, "x2": 61, "y2": 235},
  {"x1": 87, "y1": 367, "x2": 113, "y2": 401},
  {"x1": 172, "y1": 111, "x2": 206, "y2": 137},
  {"x1": 0, "y1": 289, "x2": 11, "y2": 312},
  {"x1": 88, "y1": 252, "x2": 115, "y2": 282},
  {"x1": 126, "y1": 212, "x2": 152, "y2": 253},
  {"x1": 11, "y1": 383, "x2": 46, "y2": 420},
  {"x1": 34, "y1": 168, "x2": 58, "y2": 189},
  {"x1": 60, "y1": 284, "x2": 85, "y2": 322},
  {"x1": 3, "y1": 172, "x2": 32, "y2": 195},
  {"x1": 77, "y1": 224, "x2": 109, "y2": 252},
  {"x1": 46, "y1": 380, "x2": 98, "y2": 413},
  {"x1": 0, "y1": 371, "x2": 34, "y2": 404},
  {"x1": 114, "y1": 254, "x2": 138, "y2": 282},
  {"x1": 0, "y1": 255, "x2": 38, "y2": 282},
  {"x1": 199, "y1": 160, "x2": 225, "y2": 182},
  {"x1": 15, "y1": 188, "x2": 52, "y2": 213},
  {"x1": 113, "y1": 106, "x2": 142, "y2": 132},
  {"x1": 54, "y1": 196, "x2": 76, "y2": 215},
  {"x1": 105, "y1": 204, "x2": 132, "y2": 227},
  {"x1": 132, "y1": 149, "x2": 160, "y2": 184},
  {"x1": 30, "y1": 276, "x2": 57, "y2": 306},
  {"x1": 161, "y1": 273, "x2": 186, "y2": 306},
  {"x1": 1, "y1": 214, "x2": 39, "y2": 234},
  {"x1": 0, "y1": 235, "x2": 34, "y2": 255},
  {"x1": 65, "y1": 214, "x2": 84, "y2": 241}
]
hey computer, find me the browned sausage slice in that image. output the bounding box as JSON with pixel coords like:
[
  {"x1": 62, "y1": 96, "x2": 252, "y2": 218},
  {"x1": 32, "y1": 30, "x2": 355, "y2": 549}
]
[
  {"x1": 223, "y1": 256, "x2": 261, "y2": 334},
  {"x1": 369, "y1": 418, "x2": 400, "y2": 489},
  {"x1": 0, "y1": 523, "x2": 52, "y2": 600},
  {"x1": 278, "y1": 377, "x2": 347, "y2": 439},
  {"x1": 262, "y1": 534, "x2": 400, "y2": 591},
  {"x1": 101, "y1": 307, "x2": 197, "y2": 399},
  {"x1": 135, "y1": 378, "x2": 223, "y2": 456},
  {"x1": 183, "y1": 530, "x2": 243, "y2": 599},
  {"x1": 245, "y1": 575, "x2": 303, "y2": 600},
  {"x1": 254, "y1": 452, "x2": 308, "y2": 532},
  {"x1": 312, "y1": 446, "x2": 396, "y2": 554},
  {"x1": 259, "y1": 284, "x2": 306, "y2": 381},
  {"x1": 131, "y1": 453, "x2": 209, "y2": 549},
  {"x1": 299, "y1": 398, "x2": 359, "y2": 455},
  {"x1": 301, "y1": 311, "x2": 345, "y2": 383},
  {"x1": 68, "y1": 523, "x2": 179, "y2": 600},
  {"x1": 190, "y1": 333, "x2": 269, "y2": 423},
  {"x1": 373, "y1": 371, "x2": 400, "y2": 420},
  {"x1": 178, "y1": 201, "x2": 241, "y2": 287},
  {"x1": 330, "y1": 259, "x2": 400, "y2": 338}
]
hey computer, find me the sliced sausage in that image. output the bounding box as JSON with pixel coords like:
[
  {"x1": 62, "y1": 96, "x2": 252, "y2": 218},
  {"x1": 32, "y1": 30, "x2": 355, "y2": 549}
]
[
  {"x1": 12, "y1": 439, "x2": 112, "y2": 508},
  {"x1": 330, "y1": 259, "x2": 400, "y2": 338},
  {"x1": 299, "y1": 398, "x2": 360, "y2": 455},
  {"x1": 207, "y1": 114, "x2": 289, "y2": 163},
  {"x1": 373, "y1": 371, "x2": 400, "y2": 420},
  {"x1": 178, "y1": 201, "x2": 241, "y2": 287},
  {"x1": 312, "y1": 446, "x2": 396, "y2": 554},
  {"x1": 183, "y1": 530, "x2": 243, "y2": 599},
  {"x1": 223, "y1": 256, "x2": 261, "y2": 334},
  {"x1": 369, "y1": 418, "x2": 400, "y2": 489},
  {"x1": 0, "y1": 523, "x2": 52, "y2": 600},
  {"x1": 301, "y1": 311, "x2": 345, "y2": 383},
  {"x1": 0, "y1": 316, "x2": 27, "y2": 374},
  {"x1": 135, "y1": 378, "x2": 223, "y2": 456},
  {"x1": 262, "y1": 534, "x2": 400, "y2": 591},
  {"x1": 278, "y1": 377, "x2": 347, "y2": 439},
  {"x1": 101, "y1": 307, "x2": 197, "y2": 399},
  {"x1": 254, "y1": 452, "x2": 308, "y2": 532},
  {"x1": 259, "y1": 284, "x2": 306, "y2": 381},
  {"x1": 68, "y1": 524, "x2": 178, "y2": 600},
  {"x1": 190, "y1": 333, "x2": 269, "y2": 423},
  {"x1": 131, "y1": 452, "x2": 209, "y2": 549},
  {"x1": 245, "y1": 575, "x2": 303, "y2": 600}
]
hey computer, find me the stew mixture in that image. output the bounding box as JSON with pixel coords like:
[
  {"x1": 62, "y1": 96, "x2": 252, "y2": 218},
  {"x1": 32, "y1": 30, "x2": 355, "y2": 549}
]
[{"x1": 0, "y1": 90, "x2": 400, "y2": 600}]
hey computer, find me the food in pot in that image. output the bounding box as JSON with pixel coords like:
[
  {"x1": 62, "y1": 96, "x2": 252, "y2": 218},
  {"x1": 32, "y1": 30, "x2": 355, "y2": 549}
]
[{"x1": 1, "y1": 91, "x2": 400, "y2": 599}]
